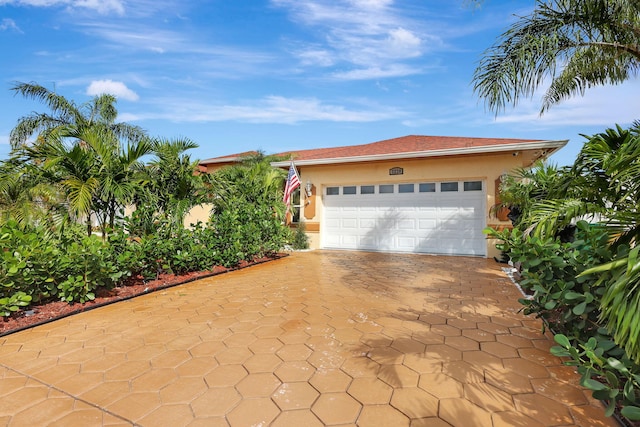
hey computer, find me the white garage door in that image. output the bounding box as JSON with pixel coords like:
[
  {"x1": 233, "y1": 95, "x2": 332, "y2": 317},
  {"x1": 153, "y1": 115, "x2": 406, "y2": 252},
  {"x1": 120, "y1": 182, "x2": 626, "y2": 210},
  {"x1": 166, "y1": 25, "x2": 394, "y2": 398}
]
[{"x1": 322, "y1": 181, "x2": 486, "y2": 256}]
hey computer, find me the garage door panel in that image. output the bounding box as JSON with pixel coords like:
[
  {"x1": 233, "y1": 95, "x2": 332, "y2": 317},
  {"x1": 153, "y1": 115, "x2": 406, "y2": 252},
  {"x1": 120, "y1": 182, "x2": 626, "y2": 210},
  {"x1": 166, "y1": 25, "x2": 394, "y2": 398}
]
[
  {"x1": 397, "y1": 218, "x2": 416, "y2": 230},
  {"x1": 322, "y1": 182, "x2": 486, "y2": 256}
]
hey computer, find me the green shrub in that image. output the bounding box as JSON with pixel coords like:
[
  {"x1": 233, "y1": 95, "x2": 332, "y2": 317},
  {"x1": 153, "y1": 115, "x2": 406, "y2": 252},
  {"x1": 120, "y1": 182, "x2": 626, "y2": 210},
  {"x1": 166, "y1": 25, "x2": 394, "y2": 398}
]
[
  {"x1": 488, "y1": 221, "x2": 613, "y2": 339},
  {"x1": 56, "y1": 236, "x2": 120, "y2": 303},
  {"x1": 0, "y1": 221, "x2": 59, "y2": 305},
  {"x1": 488, "y1": 221, "x2": 640, "y2": 420},
  {"x1": 290, "y1": 222, "x2": 310, "y2": 250}
]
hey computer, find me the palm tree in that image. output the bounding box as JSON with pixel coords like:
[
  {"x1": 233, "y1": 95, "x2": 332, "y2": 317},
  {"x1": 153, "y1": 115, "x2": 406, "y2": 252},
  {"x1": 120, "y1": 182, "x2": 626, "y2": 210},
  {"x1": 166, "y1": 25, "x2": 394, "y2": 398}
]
[
  {"x1": 473, "y1": 0, "x2": 640, "y2": 114},
  {"x1": 0, "y1": 156, "x2": 67, "y2": 229},
  {"x1": 208, "y1": 152, "x2": 288, "y2": 217},
  {"x1": 131, "y1": 137, "x2": 205, "y2": 233},
  {"x1": 8, "y1": 82, "x2": 151, "y2": 236},
  {"x1": 10, "y1": 82, "x2": 145, "y2": 149}
]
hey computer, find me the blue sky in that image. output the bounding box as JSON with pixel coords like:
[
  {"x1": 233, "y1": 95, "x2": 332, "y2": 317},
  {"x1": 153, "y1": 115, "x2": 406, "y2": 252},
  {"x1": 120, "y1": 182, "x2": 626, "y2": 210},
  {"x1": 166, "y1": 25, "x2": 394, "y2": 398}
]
[{"x1": 0, "y1": 0, "x2": 638, "y2": 166}]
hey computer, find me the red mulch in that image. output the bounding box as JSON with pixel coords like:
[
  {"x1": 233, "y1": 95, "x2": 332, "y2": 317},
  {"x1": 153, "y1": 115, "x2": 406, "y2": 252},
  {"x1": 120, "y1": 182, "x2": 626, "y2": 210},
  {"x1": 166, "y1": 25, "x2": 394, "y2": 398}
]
[{"x1": 0, "y1": 254, "x2": 287, "y2": 336}]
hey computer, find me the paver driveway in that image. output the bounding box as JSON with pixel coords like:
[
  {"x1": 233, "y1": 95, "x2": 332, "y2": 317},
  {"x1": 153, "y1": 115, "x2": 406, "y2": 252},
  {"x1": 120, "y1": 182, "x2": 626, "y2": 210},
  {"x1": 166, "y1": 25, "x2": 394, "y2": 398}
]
[{"x1": 0, "y1": 251, "x2": 618, "y2": 427}]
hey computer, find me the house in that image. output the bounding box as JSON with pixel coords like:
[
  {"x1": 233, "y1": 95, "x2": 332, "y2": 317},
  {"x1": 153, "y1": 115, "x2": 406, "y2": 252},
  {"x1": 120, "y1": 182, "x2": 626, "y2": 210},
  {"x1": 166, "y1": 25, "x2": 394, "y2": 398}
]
[{"x1": 199, "y1": 135, "x2": 567, "y2": 258}]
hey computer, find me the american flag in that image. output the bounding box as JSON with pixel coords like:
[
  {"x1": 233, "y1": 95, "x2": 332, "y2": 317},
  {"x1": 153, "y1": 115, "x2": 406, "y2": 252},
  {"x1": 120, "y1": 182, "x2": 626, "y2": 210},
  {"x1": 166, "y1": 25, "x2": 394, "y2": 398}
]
[{"x1": 283, "y1": 162, "x2": 300, "y2": 207}]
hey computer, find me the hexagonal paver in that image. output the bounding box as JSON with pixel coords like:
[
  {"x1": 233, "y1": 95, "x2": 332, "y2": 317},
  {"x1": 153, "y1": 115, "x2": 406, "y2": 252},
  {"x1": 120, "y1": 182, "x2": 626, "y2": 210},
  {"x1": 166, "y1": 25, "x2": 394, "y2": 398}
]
[
  {"x1": 203, "y1": 365, "x2": 247, "y2": 388},
  {"x1": 390, "y1": 387, "x2": 439, "y2": 418},
  {"x1": 367, "y1": 347, "x2": 404, "y2": 365},
  {"x1": 276, "y1": 344, "x2": 312, "y2": 361},
  {"x1": 461, "y1": 350, "x2": 503, "y2": 369},
  {"x1": 214, "y1": 347, "x2": 252, "y2": 365},
  {"x1": 272, "y1": 382, "x2": 319, "y2": 410},
  {"x1": 138, "y1": 404, "x2": 194, "y2": 427},
  {"x1": 309, "y1": 368, "x2": 352, "y2": 393},
  {"x1": 402, "y1": 354, "x2": 441, "y2": 374},
  {"x1": 518, "y1": 347, "x2": 563, "y2": 366},
  {"x1": 242, "y1": 353, "x2": 282, "y2": 373},
  {"x1": 271, "y1": 410, "x2": 324, "y2": 427},
  {"x1": 274, "y1": 361, "x2": 314, "y2": 382},
  {"x1": 439, "y1": 398, "x2": 492, "y2": 427},
  {"x1": 378, "y1": 364, "x2": 419, "y2": 388},
  {"x1": 481, "y1": 341, "x2": 519, "y2": 359},
  {"x1": 502, "y1": 358, "x2": 551, "y2": 379},
  {"x1": 464, "y1": 383, "x2": 515, "y2": 412},
  {"x1": 312, "y1": 392, "x2": 362, "y2": 425},
  {"x1": 248, "y1": 338, "x2": 283, "y2": 354},
  {"x1": 189, "y1": 341, "x2": 226, "y2": 358},
  {"x1": 223, "y1": 332, "x2": 257, "y2": 348},
  {"x1": 226, "y1": 397, "x2": 279, "y2": 426},
  {"x1": 444, "y1": 336, "x2": 479, "y2": 352},
  {"x1": 485, "y1": 368, "x2": 533, "y2": 394},
  {"x1": 442, "y1": 361, "x2": 484, "y2": 384},
  {"x1": 307, "y1": 350, "x2": 346, "y2": 370},
  {"x1": 430, "y1": 324, "x2": 462, "y2": 337},
  {"x1": 513, "y1": 393, "x2": 574, "y2": 425},
  {"x1": 357, "y1": 405, "x2": 410, "y2": 427},
  {"x1": 391, "y1": 338, "x2": 426, "y2": 354},
  {"x1": 424, "y1": 344, "x2": 462, "y2": 362},
  {"x1": 418, "y1": 373, "x2": 463, "y2": 399},
  {"x1": 108, "y1": 391, "x2": 162, "y2": 421},
  {"x1": 159, "y1": 377, "x2": 207, "y2": 404},
  {"x1": 235, "y1": 373, "x2": 281, "y2": 398},
  {"x1": 348, "y1": 377, "x2": 393, "y2": 405},
  {"x1": 531, "y1": 377, "x2": 588, "y2": 405}
]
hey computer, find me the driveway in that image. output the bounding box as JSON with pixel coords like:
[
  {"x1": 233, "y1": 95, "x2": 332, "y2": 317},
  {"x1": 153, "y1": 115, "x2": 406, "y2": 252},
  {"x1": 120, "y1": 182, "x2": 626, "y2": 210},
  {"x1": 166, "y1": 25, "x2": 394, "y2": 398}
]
[{"x1": 0, "y1": 251, "x2": 617, "y2": 426}]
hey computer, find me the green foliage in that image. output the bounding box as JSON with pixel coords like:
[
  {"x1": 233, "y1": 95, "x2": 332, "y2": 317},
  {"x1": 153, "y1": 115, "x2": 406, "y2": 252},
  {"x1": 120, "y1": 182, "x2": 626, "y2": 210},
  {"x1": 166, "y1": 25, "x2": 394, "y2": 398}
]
[
  {"x1": 490, "y1": 123, "x2": 640, "y2": 420},
  {"x1": 289, "y1": 223, "x2": 310, "y2": 250},
  {"x1": 0, "y1": 221, "x2": 59, "y2": 304},
  {"x1": 474, "y1": 0, "x2": 640, "y2": 114},
  {"x1": 552, "y1": 333, "x2": 640, "y2": 419},
  {"x1": 0, "y1": 292, "x2": 32, "y2": 317},
  {"x1": 56, "y1": 236, "x2": 120, "y2": 303},
  {"x1": 488, "y1": 221, "x2": 613, "y2": 337}
]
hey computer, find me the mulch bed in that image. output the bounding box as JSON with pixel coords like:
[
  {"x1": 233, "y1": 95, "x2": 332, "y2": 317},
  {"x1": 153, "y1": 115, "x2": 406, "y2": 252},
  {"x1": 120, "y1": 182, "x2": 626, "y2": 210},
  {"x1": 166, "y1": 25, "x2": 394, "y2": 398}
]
[{"x1": 0, "y1": 253, "x2": 288, "y2": 337}]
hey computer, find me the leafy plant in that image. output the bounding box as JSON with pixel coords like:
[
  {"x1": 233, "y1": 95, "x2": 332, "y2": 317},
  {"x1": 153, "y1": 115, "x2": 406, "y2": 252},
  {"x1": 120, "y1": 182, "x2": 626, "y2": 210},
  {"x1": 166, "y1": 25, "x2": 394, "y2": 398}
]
[
  {"x1": 0, "y1": 292, "x2": 32, "y2": 317},
  {"x1": 552, "y1": 333, "x2": 640, "y2": 420}
]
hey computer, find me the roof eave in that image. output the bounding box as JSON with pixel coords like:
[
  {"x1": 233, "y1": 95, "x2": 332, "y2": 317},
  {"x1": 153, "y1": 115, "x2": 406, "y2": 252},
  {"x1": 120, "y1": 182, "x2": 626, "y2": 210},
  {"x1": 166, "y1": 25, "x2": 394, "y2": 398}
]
[{"x1": 270, "y1": 140, "x2": 568, "y2": 167}]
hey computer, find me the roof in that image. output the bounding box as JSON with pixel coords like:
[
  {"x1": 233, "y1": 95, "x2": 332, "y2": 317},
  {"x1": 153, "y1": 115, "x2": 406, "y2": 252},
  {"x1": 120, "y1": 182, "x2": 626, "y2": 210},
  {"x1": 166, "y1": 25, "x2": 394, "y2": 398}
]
[
  {"x1": 199, "y1": 135, "x2": 568, "y2": 167},
  {"x1": 199, "y1": 150, "x2": 259, "y2": 165}
]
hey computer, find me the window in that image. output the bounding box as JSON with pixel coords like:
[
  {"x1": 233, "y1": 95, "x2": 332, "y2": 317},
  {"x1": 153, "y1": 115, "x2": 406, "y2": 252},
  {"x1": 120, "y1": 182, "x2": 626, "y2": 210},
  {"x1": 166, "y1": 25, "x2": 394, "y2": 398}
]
[
  {"x1": 398, "y1": 183, "x2": 414, "y2": 193},
  {"x1": 326, "y1": 187, "x2": 339, "y2": 195},
  {"x1": 419, "y1": 183, "x2": 436, "y2": 192},
  {"x1": 361, "y1": 185, "x2": 375, "y2": 194},
  {"x1": 292, "y1": 188, "x2": 301, "y2": 223},
  {"x1": 464, "y1": 181, "x2": 482, "y2": 191},
  {"x1": 441, "y1": 182, "x2": 459, "y2": 192},
  {"x1": 343, "y1": 186, "x2": 357, "y2": 195},
  {"x1": 379, "y1": 184, "x2": 394, "y2": 194}
]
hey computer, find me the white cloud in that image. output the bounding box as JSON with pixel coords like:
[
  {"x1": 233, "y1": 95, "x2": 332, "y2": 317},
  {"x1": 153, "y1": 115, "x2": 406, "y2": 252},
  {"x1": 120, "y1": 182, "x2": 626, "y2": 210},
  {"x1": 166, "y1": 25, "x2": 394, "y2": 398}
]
[
  {"x1": 86, "y1": 80, "x2": 139, "y2": 101},
  {"x1": 0, "y1": 18, "x2": 22, "y2": 32},
  {"x1": 272, "y1": 0, "x2": 434, "y2": 79},
  {"x1": 385, "y1": 28, "x2": 421, "y2": 58},
  {"x1": 332, "y1": 64, "x2": 422, "y2": 80},
  {"x1": 0, "y1": 0, "x2": 124, "y2": 14},
  {"x1": 127, "y1": 96, "x2": 406, "y2": 124},
  {"x1": 296, "y1": 48, "x2": 335, "y2": 67}
]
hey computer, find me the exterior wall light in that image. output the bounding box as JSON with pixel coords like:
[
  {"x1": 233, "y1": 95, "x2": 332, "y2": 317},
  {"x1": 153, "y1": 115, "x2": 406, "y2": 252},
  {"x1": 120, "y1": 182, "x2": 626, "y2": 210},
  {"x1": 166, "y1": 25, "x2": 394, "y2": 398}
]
[{"x1": 305, "y1": 180, "x2": 313, "y2": 197}]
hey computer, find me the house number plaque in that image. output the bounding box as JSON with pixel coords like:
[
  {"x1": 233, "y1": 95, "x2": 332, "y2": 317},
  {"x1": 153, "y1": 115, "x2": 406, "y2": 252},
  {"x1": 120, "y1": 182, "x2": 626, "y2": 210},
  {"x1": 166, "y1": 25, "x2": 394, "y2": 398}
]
[{"x1": 389, "y1": 167, "x2": 404, "y2": 175}]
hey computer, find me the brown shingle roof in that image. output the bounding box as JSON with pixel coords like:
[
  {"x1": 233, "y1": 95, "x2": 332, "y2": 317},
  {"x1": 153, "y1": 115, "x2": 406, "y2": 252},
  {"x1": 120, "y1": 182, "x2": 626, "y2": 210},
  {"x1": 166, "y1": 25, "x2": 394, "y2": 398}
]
[{"x1": 199, "y1": 135, "x2": 564, "y2": 166}]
